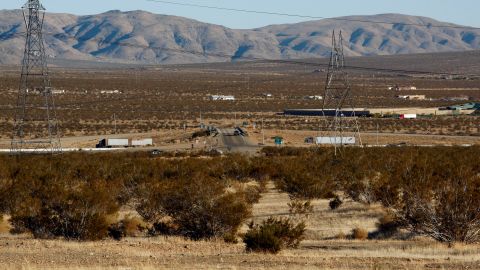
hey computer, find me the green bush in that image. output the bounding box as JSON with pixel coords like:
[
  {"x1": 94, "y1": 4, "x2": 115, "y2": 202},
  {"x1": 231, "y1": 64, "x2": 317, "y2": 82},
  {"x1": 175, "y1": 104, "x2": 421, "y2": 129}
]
[{"x1": 243, "y1": 217, "x2": 306, "y2": 254}]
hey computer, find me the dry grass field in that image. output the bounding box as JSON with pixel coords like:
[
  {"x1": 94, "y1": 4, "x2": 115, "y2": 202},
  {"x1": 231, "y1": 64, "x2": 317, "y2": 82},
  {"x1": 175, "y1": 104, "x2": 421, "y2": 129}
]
[{"x1": 0, "y1": 182, "x2": 478, "y2": 270}]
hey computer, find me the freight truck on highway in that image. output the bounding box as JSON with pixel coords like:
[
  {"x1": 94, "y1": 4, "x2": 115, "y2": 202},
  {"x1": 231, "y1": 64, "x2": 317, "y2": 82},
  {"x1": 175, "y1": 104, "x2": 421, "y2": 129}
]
[
  {"x1": 96, "y1": 138, "x2": 153, "y2": 148},
  {"x1": 314, "y1": 137, "x2": 356, "y2": 145}
]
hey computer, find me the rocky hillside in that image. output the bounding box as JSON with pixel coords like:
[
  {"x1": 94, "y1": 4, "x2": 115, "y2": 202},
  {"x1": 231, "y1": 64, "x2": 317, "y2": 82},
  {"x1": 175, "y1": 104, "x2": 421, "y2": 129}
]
[{"x1": 0, "y1": 10, "x2": 479, "y2": 64}]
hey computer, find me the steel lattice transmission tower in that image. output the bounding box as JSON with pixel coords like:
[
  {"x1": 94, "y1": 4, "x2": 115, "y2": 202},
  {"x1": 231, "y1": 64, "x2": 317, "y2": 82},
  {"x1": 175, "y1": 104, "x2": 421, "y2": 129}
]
[
  {"x1": 320, "y1": 30, "x2": 362, "y2": 155},
  {"x1": 11, "y1": 0, "x2": 61, "y2": 153}
]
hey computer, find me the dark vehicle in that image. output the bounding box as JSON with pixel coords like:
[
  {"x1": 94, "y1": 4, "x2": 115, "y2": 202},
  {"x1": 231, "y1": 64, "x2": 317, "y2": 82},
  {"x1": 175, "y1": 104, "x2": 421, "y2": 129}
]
[{"x1": 151, "y1": 149, "x2": 163, "y2": 155}]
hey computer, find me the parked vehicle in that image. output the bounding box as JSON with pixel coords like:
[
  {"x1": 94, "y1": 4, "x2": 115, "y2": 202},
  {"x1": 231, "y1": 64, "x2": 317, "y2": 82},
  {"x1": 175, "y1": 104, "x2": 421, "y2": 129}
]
[
  {"x1": 315, "y1": 137, "x2": 356, "y2": 145},
  {"x1": 150, "y1": 149, "x2": 163, "y2": 155},
  {"x1": 96, "y1": 138, "x2": 153, "y2": 148},
  {"x1": 96, "y1": 138, "x2": 129, "y2": 148}
]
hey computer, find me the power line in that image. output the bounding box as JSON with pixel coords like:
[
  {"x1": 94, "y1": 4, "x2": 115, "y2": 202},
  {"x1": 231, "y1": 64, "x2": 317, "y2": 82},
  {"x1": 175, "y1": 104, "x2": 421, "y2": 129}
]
[{"x1": 145, "y1": 0, "x2": 480, "y2": 30}]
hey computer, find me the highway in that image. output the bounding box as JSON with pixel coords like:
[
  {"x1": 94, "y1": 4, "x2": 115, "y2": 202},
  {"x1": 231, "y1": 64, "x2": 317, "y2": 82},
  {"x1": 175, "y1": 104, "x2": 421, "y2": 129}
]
[{"x1": 216, "y1": 128, "x2": 260, "y2": 154}]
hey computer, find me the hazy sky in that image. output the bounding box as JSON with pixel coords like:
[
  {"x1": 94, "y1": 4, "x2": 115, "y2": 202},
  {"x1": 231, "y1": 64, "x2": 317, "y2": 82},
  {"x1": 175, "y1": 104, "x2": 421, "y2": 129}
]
[{"x1": 1, "y1": 0, "x2": 479, "y2": 29}]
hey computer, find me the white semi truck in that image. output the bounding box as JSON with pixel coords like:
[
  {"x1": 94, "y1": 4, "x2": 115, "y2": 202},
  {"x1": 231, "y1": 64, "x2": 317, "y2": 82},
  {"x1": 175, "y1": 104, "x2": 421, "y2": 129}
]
[{"x1": 96, "y1": 138, "x2": 153, "y2": 148}]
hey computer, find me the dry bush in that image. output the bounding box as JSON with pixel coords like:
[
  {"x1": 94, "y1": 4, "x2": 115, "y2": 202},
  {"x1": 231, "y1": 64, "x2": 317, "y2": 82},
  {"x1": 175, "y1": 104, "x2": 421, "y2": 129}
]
[
  {"x1": 0, "y1": 215, "x2": 10, "y2": 234},
  {"x1": 108, "y1": 215, "x2": 147, "y2": 240},
  {"x1": 137, "y1": 176, "x2": 251, "y2": 240},
  {"x1": 288, "y1": 199, "x2": 314, "y2": 217},
  {"x1": 329, "y1": 196, "x2": 343, "y2": 210},
  {"x1": 0, "y1": 146, "x2": 479, "y2": 245},
  {"x1": 274, "y1": 153, "x2": 336, "y2": 200},
  {"x1": 372, "y1": 212, "x2": 401, "y2": 239},
  {"x1": 370, "y1": 147, "x2": 480, "y2": 244},
  {"x1": 243, "y1": 217, "x2": 306, "y2": 254},
  {"x1": 351, "y1": 227, "x2": 369, "y2": 240},
  {"x1": 122, "y1": 215, "x2": 147, "y2": 237},
  {"x1": 9, "y1": 178, "x2": 119, "y2": 240},
  {"x1": 191, "y1": 130, "x2": 210, "y2": 139},
  {"x1": 335, "y1": 231, "x2": 347, "y2": 240},
  {"x1": 242, "y1": 185, "x2": 263, "y2": 204},
  {"x1": 223, "y1": 232, "x2": 239, "y2": 244},
  {"x1": 149, "y1": 219, "x2": 179, "y2": 236}
]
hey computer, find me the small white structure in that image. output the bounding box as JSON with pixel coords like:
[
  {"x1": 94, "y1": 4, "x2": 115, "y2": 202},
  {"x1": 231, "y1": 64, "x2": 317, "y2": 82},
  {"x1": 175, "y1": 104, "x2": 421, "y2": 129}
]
[
  {"x1": 210, "y1": 95, "x2": 235, "y2": 101},
  {"x1": 315, "y1": 137, "x2": 356, "y2": 145},
  {"x1": 101, "y1": 90, "x2": 122, "y2": 94},
  {"x1": 388, "y1": 86, "x2": 417, "y2": 91},
  {"x1": 400, "y1": 114, "x2": 417, "y2": 119},
  {"x1": 262, "y1": 93, "x2": 273, "y2": 98},
  {"x1": 304, "y1": 95, "x2": 323, "y2": 100},
  {"x1": 52, "y1": 89, "x2": 66, "y2": 94}
]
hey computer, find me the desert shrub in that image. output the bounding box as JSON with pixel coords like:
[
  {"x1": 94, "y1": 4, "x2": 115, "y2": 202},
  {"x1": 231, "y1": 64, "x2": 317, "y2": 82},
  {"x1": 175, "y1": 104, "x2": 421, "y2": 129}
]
[
  {"x1": 122, "y1": 215, "x2": 147, "y2": 236},
  {"x1": 149, "y1": 220, "x2": 179, "y2": 236},
  {"x1": 351, "y1": 227, "x2": 369, "y2": 240},
  {"x1": 243, "y1": 185, "x2": 263, "y2": 204},
  {"x1": 275, "y1": 155, "x2": 335, "y2": 199},
  {"x1": 137, "y1": 177, "x2": 251, "y2": 240},
  {"x1": 261, "y1": 147, "x2": 306, "y2": 157},
  {"x1": 243, "y1": 217, "x2": 306, "y2": 254},
  {"x1": 108, "y1": 223, "x2": 124, "y2": 241},
  {"x1": 376, "y1": 147, "x2": 480, "y2": 244},
  {"x1": 329, "y1": 196, "x2": 343, "y2": 210},
  {"x1": 373, "y1": 212, "x2": 401, "y2": 238},
  {"x1": 223, "y1": 232, "x2": 239, "y2": 244},
  {"x1": 191, "y1": 130, "x2": 210, "y2": 139},
  {"x1": 288, "y1": 199, "x2": 314, "y2": 217},
  {"x1": 335, "y1": 231, "x2": 347, "y2": 240},
  {"x1": 9, "y1": 178, "x2": 119, "y2": 240},
  {"x1": 108, "y1": 215, "x2": 146, "y2": 240},
  {"x1": 333, "y1": 150, "x2": 382, "y2": 204}
]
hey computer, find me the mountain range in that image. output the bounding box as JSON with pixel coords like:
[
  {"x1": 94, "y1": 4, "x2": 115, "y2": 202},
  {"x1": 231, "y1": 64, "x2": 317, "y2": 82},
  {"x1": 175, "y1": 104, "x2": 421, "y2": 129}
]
[{"x1": 0, "y1": 9, "x2": 479, "y2": 65}]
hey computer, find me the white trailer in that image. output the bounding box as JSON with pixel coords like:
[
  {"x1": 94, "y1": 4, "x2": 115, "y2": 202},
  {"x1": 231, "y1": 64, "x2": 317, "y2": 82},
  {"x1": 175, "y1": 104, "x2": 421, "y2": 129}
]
[
  {"x1": 315, "y1": 137, "x2": 356, "y2": 145},
  {"x1": 96, "y1": 138, "x2": 129, "y2": 148},
  {"x1": 131, "y1": 138, "x2": 153, "y2": 146},
  {"x1": 400, "y1": 114, "x2": 417, "y2": 119}
]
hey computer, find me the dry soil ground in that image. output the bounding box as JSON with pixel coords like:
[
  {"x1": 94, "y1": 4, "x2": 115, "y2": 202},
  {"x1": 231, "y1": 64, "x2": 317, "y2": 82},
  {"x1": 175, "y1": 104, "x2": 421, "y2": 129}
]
[{"x1": 0, "y1": 183, "x2": 478, "y2": 270}]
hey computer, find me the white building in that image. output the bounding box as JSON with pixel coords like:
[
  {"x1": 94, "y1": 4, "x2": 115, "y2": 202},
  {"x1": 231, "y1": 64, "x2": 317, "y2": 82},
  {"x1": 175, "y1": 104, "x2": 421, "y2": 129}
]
[
  {"x1": 52, "y1": 89, "x2": 66, "y2": 94},
  {"x1": 210, "y1": 95, "x2": 235, "y2": 101},
  {"x1": 101, "y1": 90, "x2": 122, "y2": 94},
  {"x1": 304, "y1": 95, "x2": 323, "y2": 100}
]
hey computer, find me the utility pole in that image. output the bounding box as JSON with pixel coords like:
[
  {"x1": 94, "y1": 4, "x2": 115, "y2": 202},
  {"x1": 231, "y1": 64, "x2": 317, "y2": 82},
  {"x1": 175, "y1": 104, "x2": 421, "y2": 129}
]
[
  {"x1": 320, "y1": 30, "x2": 362, "y2": 156},
  {"x1": 11, "y1": 0, "x2": 61, "y2": 153},
  {"x1": 262, "y1": 118, "x2": 265, "y2": 145},
  {"x1": 113, "y1": 113, "x2": 117, "y2": 135}
]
